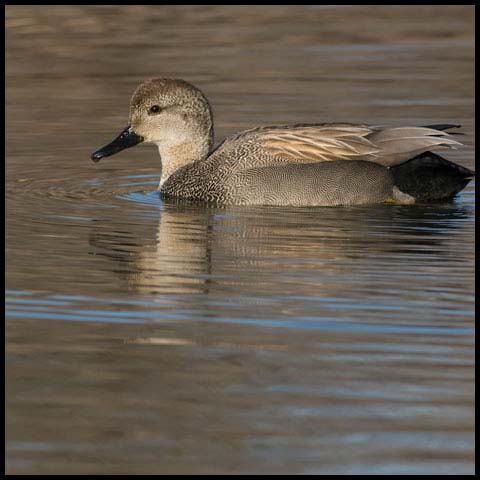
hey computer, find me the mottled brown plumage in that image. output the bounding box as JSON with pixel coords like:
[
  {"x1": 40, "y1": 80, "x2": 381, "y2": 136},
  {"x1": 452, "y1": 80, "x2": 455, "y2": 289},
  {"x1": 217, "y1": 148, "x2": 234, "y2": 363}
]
[{"x1": 91, "y1": 78, "x2": 474, "y2": 206}]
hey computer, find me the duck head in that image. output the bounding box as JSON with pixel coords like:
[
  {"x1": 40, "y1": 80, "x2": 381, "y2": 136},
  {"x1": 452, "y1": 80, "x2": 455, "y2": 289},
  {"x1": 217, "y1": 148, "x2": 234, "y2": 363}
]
[{"x1": 91, "y1": 78, "x2": 214, "y2": 186}]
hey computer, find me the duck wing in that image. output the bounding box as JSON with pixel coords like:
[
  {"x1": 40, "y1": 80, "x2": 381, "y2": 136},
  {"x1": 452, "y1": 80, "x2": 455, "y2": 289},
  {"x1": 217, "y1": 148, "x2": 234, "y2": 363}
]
[
  {"x1": 367, "y1": 125, "x2": 463, "y2": 166},
  {"x1": 219, "y1": 123, "x2": 463, "y2": 168}
]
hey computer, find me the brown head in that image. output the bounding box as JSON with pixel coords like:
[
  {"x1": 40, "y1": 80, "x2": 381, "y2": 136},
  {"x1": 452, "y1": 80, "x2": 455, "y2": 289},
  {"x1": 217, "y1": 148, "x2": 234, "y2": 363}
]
[{"x1": 91, "y1": 78, "x2": 214, "y2": 185}]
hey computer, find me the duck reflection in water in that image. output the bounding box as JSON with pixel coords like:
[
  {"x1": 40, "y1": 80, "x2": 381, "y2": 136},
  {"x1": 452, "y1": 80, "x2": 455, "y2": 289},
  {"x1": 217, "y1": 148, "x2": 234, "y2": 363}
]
[{"x1": 88, "y1": 199, "x2": 473, "y2": 296}]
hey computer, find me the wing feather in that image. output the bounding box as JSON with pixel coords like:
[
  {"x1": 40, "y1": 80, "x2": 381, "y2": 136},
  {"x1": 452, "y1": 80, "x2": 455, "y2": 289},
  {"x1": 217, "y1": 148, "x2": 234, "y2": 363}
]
[{"x1": 216, "y1": 123, "x2": 463, "y2": 168}]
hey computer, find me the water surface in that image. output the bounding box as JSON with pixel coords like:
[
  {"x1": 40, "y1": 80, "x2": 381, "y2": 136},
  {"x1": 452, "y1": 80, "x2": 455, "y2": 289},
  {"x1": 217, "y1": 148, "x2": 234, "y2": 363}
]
[{"x1": 6, "y1": 5, "x2": 475, "y2": 475}]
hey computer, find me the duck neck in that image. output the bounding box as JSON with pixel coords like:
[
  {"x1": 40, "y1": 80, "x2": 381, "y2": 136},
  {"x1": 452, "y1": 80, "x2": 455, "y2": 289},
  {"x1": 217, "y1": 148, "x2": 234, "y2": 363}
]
[{"x1": 157, "y1": 123, "x2": 214, "y2": 189}]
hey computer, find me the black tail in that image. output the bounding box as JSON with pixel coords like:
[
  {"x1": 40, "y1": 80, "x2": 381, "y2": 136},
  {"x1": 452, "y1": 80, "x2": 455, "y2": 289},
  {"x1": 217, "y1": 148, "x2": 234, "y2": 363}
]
[
  {"x1": 422, "y1": 124, "x2": 464, "y2": 135},
  {"x1": 391, "y1": 152, "x2": 475, "y2": 202}
]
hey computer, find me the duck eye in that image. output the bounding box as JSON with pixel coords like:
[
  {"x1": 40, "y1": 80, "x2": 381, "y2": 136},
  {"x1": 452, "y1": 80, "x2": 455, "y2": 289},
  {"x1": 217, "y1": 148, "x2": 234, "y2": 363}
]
[{"x1": 148, "y1": 105, "x2": 161, "y2": 114}]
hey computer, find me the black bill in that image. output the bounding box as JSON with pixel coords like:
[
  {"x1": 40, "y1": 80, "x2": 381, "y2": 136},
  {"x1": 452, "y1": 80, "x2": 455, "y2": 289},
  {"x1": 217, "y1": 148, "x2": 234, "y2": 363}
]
[{"x1": 91, "y1": 125, "x2": 144, "y2": 162}]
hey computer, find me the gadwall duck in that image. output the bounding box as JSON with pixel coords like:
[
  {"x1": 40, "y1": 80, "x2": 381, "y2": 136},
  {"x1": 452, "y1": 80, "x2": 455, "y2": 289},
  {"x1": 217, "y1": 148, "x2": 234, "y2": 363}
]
[{"x1": 91, "y1": 78, "x2": 474, "y2": 206}]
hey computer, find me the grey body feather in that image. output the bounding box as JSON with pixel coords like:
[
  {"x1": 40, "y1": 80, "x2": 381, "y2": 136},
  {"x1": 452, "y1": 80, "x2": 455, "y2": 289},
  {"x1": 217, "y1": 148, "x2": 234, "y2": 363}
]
[{"x1": 161, "y1": 123, "x2": 472, "y2": 206}]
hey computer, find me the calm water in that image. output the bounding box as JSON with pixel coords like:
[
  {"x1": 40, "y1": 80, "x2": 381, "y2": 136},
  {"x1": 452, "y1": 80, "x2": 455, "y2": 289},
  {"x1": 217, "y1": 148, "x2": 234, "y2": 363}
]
[{"x1": 6, "y1": 5, "x2": 475, "y2": 475}]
